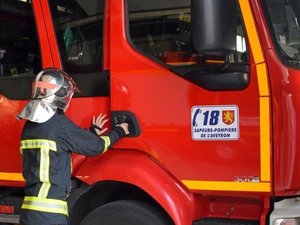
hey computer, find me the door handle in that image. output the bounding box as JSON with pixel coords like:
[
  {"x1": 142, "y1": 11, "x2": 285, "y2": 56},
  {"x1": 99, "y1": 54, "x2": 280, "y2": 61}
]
[{"x1": 111, "y1": 111, "x2": 141, "y2": 137}]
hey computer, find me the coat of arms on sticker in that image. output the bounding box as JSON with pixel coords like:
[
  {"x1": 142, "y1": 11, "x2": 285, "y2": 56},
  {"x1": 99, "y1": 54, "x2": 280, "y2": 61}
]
[{"x1": 222, "y1": 110, "x2": 235, "y2": 125}]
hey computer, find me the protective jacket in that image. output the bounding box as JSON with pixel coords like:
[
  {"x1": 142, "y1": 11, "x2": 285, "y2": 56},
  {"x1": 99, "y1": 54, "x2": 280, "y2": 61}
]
[{"x1": 19, "y1": 110, "x2": 125, "y2": 225}]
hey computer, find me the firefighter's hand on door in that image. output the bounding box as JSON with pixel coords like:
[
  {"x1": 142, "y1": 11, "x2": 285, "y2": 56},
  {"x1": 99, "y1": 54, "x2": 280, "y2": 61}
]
[
  {"x1": 92, "y1": 114, "x2": 109, "y2": 136},
  {"x1": 117, "y1": 123, "x2": 130, "y2": 135}
]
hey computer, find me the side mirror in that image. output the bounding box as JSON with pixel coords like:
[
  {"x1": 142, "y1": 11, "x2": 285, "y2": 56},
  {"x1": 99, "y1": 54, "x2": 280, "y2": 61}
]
[{"x1": 191, "y1": 0, "x2": 237, "y2": 55}]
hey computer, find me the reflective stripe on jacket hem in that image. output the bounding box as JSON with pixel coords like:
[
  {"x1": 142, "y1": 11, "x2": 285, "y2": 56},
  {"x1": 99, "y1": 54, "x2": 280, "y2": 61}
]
[{"x1": 22, "y1": 196, "x2": 68, "y2": 215}]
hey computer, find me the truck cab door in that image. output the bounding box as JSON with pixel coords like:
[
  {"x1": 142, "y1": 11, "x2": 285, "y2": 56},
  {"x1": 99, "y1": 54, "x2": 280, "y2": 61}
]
[
  {"x1": 109, "y1": 0, "x2": 271, "y2": 193},
  {"x1": 0, "y1": 0, "x2": 111, "y2": 182},
  {"x1": 0, "y1": 0, "x2": 53, "y2": 185}
]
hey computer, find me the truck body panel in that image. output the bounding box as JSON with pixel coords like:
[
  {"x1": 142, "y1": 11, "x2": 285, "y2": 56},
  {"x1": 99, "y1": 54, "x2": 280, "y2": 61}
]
[{"x1": 0, "y1": 0, "x2": 300, "y2": 224}]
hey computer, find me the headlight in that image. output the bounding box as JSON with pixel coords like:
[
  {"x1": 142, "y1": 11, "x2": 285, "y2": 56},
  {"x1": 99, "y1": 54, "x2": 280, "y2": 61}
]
[{"x1": 274, "y1": 218, "x2": 300, "y2": 225}]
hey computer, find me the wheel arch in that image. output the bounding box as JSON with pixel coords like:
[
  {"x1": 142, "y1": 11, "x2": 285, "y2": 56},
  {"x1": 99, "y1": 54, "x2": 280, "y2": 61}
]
[
  {"x1": 70, "y1": 150, "x2": 195, "y2": 225},
  {"x1": 68, "y1": 181, "x2": 174, "y2": 225}
]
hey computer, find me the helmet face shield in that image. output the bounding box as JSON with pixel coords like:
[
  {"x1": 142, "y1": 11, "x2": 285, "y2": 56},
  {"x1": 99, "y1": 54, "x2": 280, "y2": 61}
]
[
  {"x1": 17, "y1": 68, "x2": 79, "y2": 123},
  {"x1": 32, "y1": 69, "x2": 79, "y2": 111},
  {"x1": 32, "y1": 70, "x2": 63, "y2": 99}
]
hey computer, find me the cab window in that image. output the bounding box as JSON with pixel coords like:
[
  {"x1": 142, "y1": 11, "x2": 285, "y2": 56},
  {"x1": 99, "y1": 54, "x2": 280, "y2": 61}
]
[
  {"x1": 49, "y1": 0, "x2": 108, "y2": 97},
  {"x1": 49, "y1": 0, "x2": 104, "y2": 74},
  {"x1": 0, "y1": 0, "x2": 41, "y2": 99},
  {"x1": 127, "y1": 0, "x2": 249, "y2": 91},
  {"x1": 263, "y1": 0, "x2": 300, "y2": 68}
]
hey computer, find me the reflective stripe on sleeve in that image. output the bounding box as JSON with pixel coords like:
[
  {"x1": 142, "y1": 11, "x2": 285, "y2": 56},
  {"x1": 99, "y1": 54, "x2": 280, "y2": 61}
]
[
  {"x1": 100, "y1": 136, "x2": 111, "y2": 153},
  {"x1": 22, "y1": 196, "x2": 68, "y2": 215}
]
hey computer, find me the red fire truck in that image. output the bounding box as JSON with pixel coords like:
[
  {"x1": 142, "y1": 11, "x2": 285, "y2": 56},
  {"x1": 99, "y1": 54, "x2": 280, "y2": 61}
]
[{"x1": 0, "y1": 0, "x2": 300, "y2": 224}]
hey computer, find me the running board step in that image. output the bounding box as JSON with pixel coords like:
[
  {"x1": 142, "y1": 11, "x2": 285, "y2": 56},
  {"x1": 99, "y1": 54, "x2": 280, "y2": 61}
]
[
  {"x1": 0, "y1": 214, "x2": 20, "y2": 224},
  {"x1": 193, "y1": 218, "x2": 260, "y2": 225}
]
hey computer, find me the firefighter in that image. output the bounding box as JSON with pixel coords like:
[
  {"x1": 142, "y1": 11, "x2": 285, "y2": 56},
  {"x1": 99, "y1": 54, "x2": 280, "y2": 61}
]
[{"x1": 17, "y1": 68, "x2": 129, "y2": 225}]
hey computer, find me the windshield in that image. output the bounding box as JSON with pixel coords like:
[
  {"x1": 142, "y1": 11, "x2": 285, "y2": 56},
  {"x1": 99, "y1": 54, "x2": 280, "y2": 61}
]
[{"x1": 263, "y1": 0, "x2": 300, "y2": 67}]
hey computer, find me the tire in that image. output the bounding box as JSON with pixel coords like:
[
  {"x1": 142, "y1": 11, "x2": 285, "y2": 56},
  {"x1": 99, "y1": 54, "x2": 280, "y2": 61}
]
[{"x1": 79, "y1": 200, "x2": 173, "y2": 225}]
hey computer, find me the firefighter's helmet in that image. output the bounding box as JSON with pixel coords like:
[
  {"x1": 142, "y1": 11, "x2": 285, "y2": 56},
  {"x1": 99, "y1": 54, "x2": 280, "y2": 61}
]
[{"x1": 17, "y1": 68, "x2": 79, "y2": 123}]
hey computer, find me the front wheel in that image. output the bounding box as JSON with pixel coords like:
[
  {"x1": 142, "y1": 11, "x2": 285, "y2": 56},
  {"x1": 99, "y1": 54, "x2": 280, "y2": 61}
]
[{"x1": 80, "y1": 200, "x2": 173, "y2": 225}]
